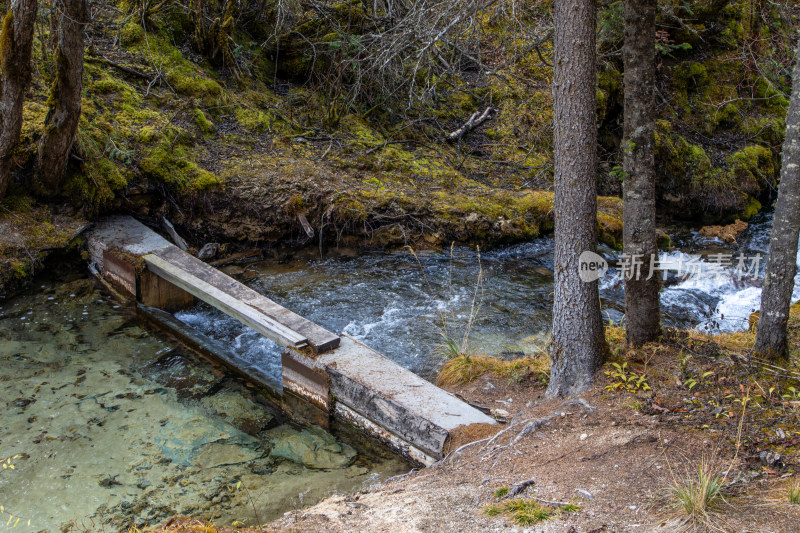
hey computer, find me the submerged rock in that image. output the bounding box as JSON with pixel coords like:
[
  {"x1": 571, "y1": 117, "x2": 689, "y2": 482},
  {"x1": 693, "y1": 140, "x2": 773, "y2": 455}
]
[
  {"x1": 269, "y1": 426, "x2": 357, "y2": 469},
  {"x1": 195, "y1": 442, "x2": 262, "y2": 468}
]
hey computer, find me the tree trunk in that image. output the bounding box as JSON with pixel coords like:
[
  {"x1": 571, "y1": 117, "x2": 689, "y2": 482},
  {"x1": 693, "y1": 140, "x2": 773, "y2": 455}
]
[
  {"x1": 35, "y1": 0, "x2": 87, "y2": 194},
  {"x1": 754, "y1": 40, "x2": 800, "y2": 361},
  {"x1": 0, "y1": 0, "x2": 38, "y2": 201},
  {"x1": 622, "y1": 0, "x2": 660, "y2": 346},
  {"x1": 547, "y1": 0, "x2": 605, "y2": 397}
]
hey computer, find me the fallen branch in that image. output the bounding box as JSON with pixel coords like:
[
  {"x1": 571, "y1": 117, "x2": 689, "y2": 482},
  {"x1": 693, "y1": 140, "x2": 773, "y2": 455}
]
[
  {"x1": 208, "y1": 249, "x2": 263, "y2": 267},
  {"x1": 441, "y1": 398, "x2": 596, "y2": 465},
  {"x1": 447, "y1": 106, "x2": 498, "y2": 142},
  {"x1": 88, "y1": 56, "x2": 151, "y2": 80},
  {"x1": 499, "y1": 479, "x2": 535, "y2": 500}
]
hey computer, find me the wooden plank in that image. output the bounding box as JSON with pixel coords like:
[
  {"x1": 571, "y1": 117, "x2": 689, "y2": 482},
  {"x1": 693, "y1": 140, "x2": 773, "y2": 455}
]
[
  {"x1": 139, "y1": 270, "x2": 195, "y2": 311},
  {"x1": 102, "y1": 250, "x2": 137, "y2": 297},
  {"x1": 155, "y1": 247, "x2": 340, "y2": 353},
  {"x1": 143, "y1": 254, "x2": 307, "y2": 349}
]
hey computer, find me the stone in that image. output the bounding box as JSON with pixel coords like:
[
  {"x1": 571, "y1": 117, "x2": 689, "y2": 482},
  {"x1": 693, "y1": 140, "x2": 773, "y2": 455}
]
[
  {"x1": 575, "y1": 488, "x2": 594, "y2": 500},
  {"x1": 580, "y1": 433, "x2": 588, "y2": 441},
  {"x1": 269, "y1": 426, "x2": 357, "y2": 469},
  {"x1": 198, "y1": 243, "x2": 220, "y2": 260},
  {"x1": 490, "y1": 408, "x2": 510, "y2": 422},
  {"x1": 759, "y1": 450, "x2": 781, "y2": 467},
  {"x1": 194, "y1": 443, "x2": 262, "y2": 468}
]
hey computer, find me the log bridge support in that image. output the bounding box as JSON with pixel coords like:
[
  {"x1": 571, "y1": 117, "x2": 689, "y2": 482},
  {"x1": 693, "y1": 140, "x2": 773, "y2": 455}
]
[{"x1": 87, "y1": 216, "x2": 495, "y2": 465}]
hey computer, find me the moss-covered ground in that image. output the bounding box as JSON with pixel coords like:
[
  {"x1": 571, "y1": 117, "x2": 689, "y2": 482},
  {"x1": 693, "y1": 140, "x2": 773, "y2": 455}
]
[{"x1": 0, "y1": 0, "x2": 797, "y2": 295}]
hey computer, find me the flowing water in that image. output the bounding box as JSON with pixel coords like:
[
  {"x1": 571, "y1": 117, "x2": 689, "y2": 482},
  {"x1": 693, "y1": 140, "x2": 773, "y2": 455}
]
[
  {"x1": 2, "y1": 211, "x2": 798, "y2": 531},
  {"x1": 177, "y1": 211, "x2": 800, "y2": 383},
  {"x1": 0, "y1": 276, "x2": 407, "y2": 532}
]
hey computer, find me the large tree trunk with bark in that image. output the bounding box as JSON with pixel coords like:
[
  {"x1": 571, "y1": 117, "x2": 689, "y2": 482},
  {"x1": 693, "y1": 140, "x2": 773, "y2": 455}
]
[
  {"x1": 0, "y1": 0, "x2": 38, "y2": 201},
  {"x1": 622, "y1": 0, "x2": 660, "y2": 346},
  {"x1": 35, "y1": 0, "x2": 87, "y2": 194},
  {"x1": 547, "y1": 0, "x2": 605, "y2": 397},
  {"x1": 754, "y1": 40, "x2": 800, "y2": 361}
]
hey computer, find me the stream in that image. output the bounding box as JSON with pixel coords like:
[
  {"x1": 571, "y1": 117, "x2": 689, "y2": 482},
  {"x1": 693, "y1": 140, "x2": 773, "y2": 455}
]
[
  {"x1": 178, "y1": 211, "x2": 800, "y2": 382},
  {"x1": 1, "y1": 211, "x2": 798, "y2": 531}
]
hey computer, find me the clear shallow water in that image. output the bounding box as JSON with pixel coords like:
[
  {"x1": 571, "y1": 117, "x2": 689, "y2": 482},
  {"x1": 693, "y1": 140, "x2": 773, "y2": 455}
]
[
  {"x1": 0, "y1": 277, "x2": 407, "y2": 532},
  {"x1": 177, "y1": 212, "x2": 800, "y2": 384}
]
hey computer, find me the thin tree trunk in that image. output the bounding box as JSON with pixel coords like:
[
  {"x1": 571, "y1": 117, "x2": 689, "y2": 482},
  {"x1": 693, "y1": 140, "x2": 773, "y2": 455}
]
[
  {"x1": 547, "y1": 0, "x2": 605, "y2": 397},
  {"x1": 0, "y1": 0, "x2": 38, "y2": 200},
  {"x1": 622, "y1": 0, "x2": 660, "y2": 346},
  {"x1": 754, "y1": 40, "x2": 800, "y2": 361},
  {"x1": 35, "y1": 0, "x2": 87, "y2": 194}
]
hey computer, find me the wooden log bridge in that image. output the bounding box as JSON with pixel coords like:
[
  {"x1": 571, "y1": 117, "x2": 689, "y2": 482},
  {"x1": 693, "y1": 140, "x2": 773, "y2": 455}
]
[{"x1": 87, "y1": 216, "x2": 495, "y2": 465}]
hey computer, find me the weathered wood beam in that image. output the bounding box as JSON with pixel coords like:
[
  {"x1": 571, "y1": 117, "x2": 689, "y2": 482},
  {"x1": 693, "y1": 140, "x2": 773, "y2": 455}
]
[{"x1": 143, "y1": 253, "x2": 307, "y2": 349}]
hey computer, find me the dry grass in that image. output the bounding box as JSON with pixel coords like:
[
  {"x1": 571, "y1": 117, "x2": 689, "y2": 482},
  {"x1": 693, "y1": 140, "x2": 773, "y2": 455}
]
[
  {"x1": 437, "y1": 353, "x2": 549, "y2": 386},
  {"x1": 789, "y1": 477, "x2": 800, "y2": 505},
  {"x1": 669, "y1": 459, "x2": 725, "y2": 519}
]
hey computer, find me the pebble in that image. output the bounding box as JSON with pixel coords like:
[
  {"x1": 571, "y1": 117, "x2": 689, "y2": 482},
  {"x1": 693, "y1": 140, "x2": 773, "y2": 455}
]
[
  {"x1": 580, "y1": 433, "x2": 588, "y2": 441},
  {"x1": 575, "y1": 488, "x2": 594, "y2": 500}
]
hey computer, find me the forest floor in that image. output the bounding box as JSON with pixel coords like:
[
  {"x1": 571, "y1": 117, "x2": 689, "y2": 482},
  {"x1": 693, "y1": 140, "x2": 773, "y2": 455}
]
[{"x1": 149, "y1": 325, "x2": 800, "y2": 533}]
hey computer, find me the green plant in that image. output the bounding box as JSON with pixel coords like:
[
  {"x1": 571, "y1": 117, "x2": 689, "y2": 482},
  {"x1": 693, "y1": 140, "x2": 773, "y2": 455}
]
[
  {"x1": 655, "y1": 29, "x2": 692, "y2": 57},
  {"x1": 788, "y1": 477, "x2": 800, "y2": 505},
  {"x1": 670, "y1": 460, "x2": 724, "y2": 519},
  {"x1": 609, "y1": 165, "x2": 627, "y2": 182},
  {"x1": 782, "y1": 386, "x2": 800, "y2": 400},
  {"x1": 408, "y1": 243, "x2": 484, "y2": 361},
  {"x1": 483, "y1": 499, "x2": 552, "y2": 526},
  {"x1": 604, "y1": 362, "x2": 650, "y2": 393},
  {"x1": 678, "y1": 350, "x2": 691, "y2": 378},
  {"x1": 493, "y1": 486, "x2": 509, "y2": 499},
  {"x1": 683, "y1": 371, "x2": 714, "y2": 390}
]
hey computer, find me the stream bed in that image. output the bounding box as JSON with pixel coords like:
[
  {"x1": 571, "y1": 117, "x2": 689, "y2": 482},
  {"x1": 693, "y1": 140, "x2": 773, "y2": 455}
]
[{"x1": 0, "y1": 276, "x2": 407, "y2": 532}]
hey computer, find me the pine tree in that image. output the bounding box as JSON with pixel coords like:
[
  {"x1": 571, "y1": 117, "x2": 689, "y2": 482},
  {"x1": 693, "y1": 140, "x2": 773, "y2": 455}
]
[
  {"x1": 548, "y1": 0, "x2": 606, "y2": 397},
  {"x1": 754, "y1": 39, "x2": 800, "y2": 361}
]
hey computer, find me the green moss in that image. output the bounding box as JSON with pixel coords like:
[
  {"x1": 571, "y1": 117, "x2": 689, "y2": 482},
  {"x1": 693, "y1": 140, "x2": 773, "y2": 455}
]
[
  {"x1": 89, "y1": 72, "x2": 140, "y2": 104},
  {"x1": 0, "y1": 11, "x2": 14, "y2": 74},
  {"x1": 193, "y1": 108, "x2": 215, "y2": 134},
  {"x1": 657, "y1": 231, "x2": 672, "y2": 250},
  {"x1": 742, "y1": 196, "x2": 762, "y2": 220},
  {"x1": 727, "y1": 145, "x2": 776, "y2": 190},
  {"x1": 235, "y1": 107, "x2": 278, "y2": 133},
  {"x1": 136, "y1": 125, "x2": 161, "y2": 144},
  {"x1": 754, "y1": 77, "x2": 790, "y2": 110},
  {"x1": 125, "y1": 31, "x2": 223, "y2": 104},
  {"x1": 120, "y1": 22, "x2": 145, "y2": 47},
  {"x1": 64, "y1": 159, "x2": 127, "y2": 212},
  {"x1": 140, "y1": 144, "x2": 220, "y2": 191}
]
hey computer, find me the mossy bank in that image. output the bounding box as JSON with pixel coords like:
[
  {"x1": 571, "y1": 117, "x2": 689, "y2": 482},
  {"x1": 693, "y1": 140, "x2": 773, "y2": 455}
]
[{"x1": 1, "y1": 0, "x2": 797, "y2": 294}]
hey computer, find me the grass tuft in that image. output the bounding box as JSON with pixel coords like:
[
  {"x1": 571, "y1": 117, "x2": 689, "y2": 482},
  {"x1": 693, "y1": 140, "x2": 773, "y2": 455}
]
[
  {"x1": 492, "y1": 486, "x2": 509, "y2": 499},
  {"x1": 789, "y1": 477, "x2": 800, "y2": 504},
  {"x1": 670, "y1": 460, "x2": 724, "y2": 519},
  {"x1": 482, "y1": 498, "x2": 552, "y2": 525},
  {"x1": 437, "y1": 354, "x2": 549, "y2": 386}
]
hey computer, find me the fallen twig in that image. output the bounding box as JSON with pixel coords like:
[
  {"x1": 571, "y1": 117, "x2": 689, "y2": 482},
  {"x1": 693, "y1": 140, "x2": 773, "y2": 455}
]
[{"x1": 447, "y1": 107, "x2": 498, "y2": 142}]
